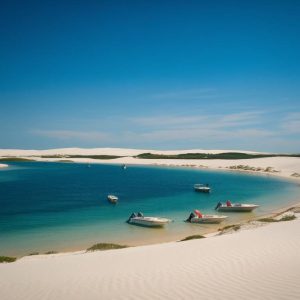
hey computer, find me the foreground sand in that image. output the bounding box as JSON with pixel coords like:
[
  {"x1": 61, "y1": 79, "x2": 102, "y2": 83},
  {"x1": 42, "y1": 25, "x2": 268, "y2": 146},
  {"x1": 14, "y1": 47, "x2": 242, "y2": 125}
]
[{"x1": 1, "y1": 214, "x2": 299, "y2": 300}]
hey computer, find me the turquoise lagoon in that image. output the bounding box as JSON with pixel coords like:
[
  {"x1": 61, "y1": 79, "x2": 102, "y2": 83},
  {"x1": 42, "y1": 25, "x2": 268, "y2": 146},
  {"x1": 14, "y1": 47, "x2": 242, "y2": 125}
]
[{"x1": 0, "y1": 162, "x2": 299, "y2": 256}]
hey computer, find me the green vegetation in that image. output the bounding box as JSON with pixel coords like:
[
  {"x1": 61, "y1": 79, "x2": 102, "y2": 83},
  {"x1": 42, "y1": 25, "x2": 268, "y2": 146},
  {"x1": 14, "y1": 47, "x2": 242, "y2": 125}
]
[
  {"x1": 0, "y1": 157, "x2": 35, "y2": 162},
  {"x1": 135, "y1": 152, "x2": 300, "y2": 160},
  {"x1": 291, "y1": 173, "x2": 300, "y2": 177},
  {"x1": 0, "y1": 256, "x2": 17, "y2": 263},
  {"x1": 87, "y1": 243, "x2": 128, "y2": 252},
  {"x1": 259, "y1": 215, "x2": 296, "y2": 223},
  {"x1": 28, "y1": 252, "x2": 39, "y2": 256},
  {"x1": 180, "y1": 234, "x2": 205, "y2": 241},
  {"x1": 228, "y1": 165, "x2": 279, "y2": 173},
  {"x1": 45, "y1": 251, "x2": 57, "y2": 254},
  {"x1": 41, "y1": 155, "x2": 122, "y2": 160},
  {"x1": 57, "y1": 160, "x2": 73, "y2": 163},
  {"x1": 219, "y1": 224, "x2": 241, "y2": 232}
]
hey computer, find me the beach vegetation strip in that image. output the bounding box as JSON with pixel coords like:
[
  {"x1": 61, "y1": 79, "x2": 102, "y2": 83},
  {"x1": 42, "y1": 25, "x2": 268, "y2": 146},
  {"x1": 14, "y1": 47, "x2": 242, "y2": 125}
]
[
  {"x1": 259, "y1": 215, "x2": 296, "y2": 222},
  {"x1": 180, "y1": 235, "x2": 206, "y2": 242},
  {"x1": 0, "y1": 157, "x2": 35, "y2": 162},
  {"x1": 40, "y1": 155, "x2": 123, "y2": 159},
  {"x1": 0, "y1": 256, "x2": 17, "y2": 263},
  {"x1": 135, "y1": 152, "x2": 300, "y2": 160},
  {"x1": 218, "y1": 224, "x2": 241, "y2": 233},
  {"x1": 87, "y1": 243, "x2": 128, "y2": 252}
]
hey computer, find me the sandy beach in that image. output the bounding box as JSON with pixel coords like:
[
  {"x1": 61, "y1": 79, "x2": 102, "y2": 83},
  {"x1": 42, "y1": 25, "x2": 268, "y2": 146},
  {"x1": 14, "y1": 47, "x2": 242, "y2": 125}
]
[
  {"x1": 1, "y1": 148, "x2": 300, "y2": 180},
  {"x1": 0, "y1": 210, "x2": 299, "y2": 300}
]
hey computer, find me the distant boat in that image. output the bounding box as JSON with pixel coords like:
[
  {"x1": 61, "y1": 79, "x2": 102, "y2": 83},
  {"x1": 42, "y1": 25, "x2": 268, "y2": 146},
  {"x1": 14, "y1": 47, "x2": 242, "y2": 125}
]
[
  {"x1": 107, "y1": 195, "x2": 118, "y2": 204},
  {"x1": 215, "y1": 201, "x2": 259, "y2": 212},
  {"x1": 186, "y1": 210, "x2": 227, "y2": 224},
  {"x1": 194, "y1": 184, "x2": 211, "y2": 193},
  {"x1": 122, "y1": 164, "x2": 127, "y2": 170},
  {"x1": 127, "y1": 212, "x2": 171, "y2": 227}
]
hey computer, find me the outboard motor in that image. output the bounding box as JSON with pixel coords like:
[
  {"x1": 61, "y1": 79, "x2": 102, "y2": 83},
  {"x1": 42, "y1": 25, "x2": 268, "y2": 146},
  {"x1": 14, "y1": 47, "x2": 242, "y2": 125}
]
[
  {"x1": 137, "y1": 212, "x2": 144, "y2": 217},
  {"x1": 186, "y1": 212, "x2": 195, "y2": 222},
  {"x1": 127, "y1": 212, "x2": 137, "y2": 223},
  {"x1": 215, "y1": 202, "x2": 222, "y2": 210}
]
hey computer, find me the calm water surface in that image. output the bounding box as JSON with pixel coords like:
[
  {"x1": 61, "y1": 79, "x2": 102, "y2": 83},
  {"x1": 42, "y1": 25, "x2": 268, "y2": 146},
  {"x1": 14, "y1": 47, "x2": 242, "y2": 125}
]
[{"x1": 0, "y1": 162, "x2": 299, "y2": 256}]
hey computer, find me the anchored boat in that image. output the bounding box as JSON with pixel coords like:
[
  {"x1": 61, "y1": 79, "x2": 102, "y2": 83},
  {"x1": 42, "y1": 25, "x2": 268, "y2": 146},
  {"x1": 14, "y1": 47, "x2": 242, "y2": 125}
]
[
  {"x1": 215, "y1": 201, "x2": 259, "y2": 212},
  {"x1": 186, "y1": 210, "x2": 227, "y2": 224},
  {"x1": 127, "y1": 212, "x2": 171, "y2": 227},
  {"x1": 107, "y1": 195, "x2": 118, "y2": 204},
  {"x1": 194, "y1": 184, "x2": 211, "y2": 193}
]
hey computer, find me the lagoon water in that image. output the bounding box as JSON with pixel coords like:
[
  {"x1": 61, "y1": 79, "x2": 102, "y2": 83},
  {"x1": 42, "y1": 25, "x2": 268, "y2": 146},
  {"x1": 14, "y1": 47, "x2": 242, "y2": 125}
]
[{"x1": 0, "y1": 162, "x2": 299, "y2": 256}]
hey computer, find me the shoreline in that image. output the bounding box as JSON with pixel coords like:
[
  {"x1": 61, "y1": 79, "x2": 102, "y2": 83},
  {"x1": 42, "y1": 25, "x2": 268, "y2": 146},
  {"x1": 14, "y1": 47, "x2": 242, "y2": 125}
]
[
  {"x1": 1, "y1": 206, "x2": 299, "y2": 300},
  {"x1": 4, "y1": 200, "x2": 300, "y2": 259},
  {"x1": 2, "y1": 155, "x2": 300, "y2": 182}
]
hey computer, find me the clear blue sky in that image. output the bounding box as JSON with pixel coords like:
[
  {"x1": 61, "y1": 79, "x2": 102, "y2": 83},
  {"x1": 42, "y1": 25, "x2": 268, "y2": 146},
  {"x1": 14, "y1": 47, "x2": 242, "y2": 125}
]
[{"x1": 0, "y1": 0, "x2": 299, "y2": 152}]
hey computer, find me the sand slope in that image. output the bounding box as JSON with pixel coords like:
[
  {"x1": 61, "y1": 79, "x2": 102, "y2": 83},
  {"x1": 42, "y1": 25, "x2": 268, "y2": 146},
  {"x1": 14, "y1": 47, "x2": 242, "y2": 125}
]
[
  {"x1": 0, "y1": 147, "x2": 264, "y2": 156},
  {"x1": 1, "y1": 217, "x2": 299, "y2": 300},
  {"x1": 1, "y1": 147, "x2": 299, "y2": 180}
]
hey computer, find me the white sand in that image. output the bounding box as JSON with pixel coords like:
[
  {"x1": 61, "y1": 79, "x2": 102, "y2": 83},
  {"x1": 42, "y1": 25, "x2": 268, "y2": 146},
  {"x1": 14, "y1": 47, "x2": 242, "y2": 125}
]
[
  {"x1": 1, "y1": 147, "x2": 298, "y2": 180},
  {"x1": 1, "y1": 215, "x2": 299, "y2": 300},
  {"x1": 0, "y1": 147, "x2": 264, "y2": 157}
]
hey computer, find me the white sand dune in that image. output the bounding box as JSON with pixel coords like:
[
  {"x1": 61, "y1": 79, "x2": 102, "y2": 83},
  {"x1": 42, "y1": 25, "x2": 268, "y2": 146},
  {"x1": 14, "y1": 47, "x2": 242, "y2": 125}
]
[
  {"x1": 0, "y1": 147, "x2": 265, "y2": 157},
  {"x1": 1, "y1": 147, "x2": 299, "y2": 179},
  {"x1": 0, "y1": 215, "x2": 299, "y2": 300}
]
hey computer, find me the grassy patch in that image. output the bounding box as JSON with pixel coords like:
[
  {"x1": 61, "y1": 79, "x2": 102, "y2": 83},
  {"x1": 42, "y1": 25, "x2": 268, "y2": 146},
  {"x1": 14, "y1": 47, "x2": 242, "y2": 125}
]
[
  {"x1": 291, "y1": 173, "x2": 300, "y2": 177},
  {"x1": 135, "y1": 152, "x2": 300, "y2": 160},
  {"x1": 219, "y1": 224, "x2": 241, "y2": 232},
  {"x1": 45, "y1": 251, "x2": 57, "y2": 254},
  {"x1": 280, "y1": 215, "x2": 296, "y2": 221},
  {"x1": 258, "y1": 218, "x2": 277, "y2": 222},
  {"x1": 41, "y1": 155, "x2": 122, "y2": 160},
  {"x1": 0, "y1": 157, "x2": 35, "y2": 162},
  {"x1": 259, "y1": 215, "x2": 296, "y2": 223},
  {"x1": 180, "y1": 235, "x2": 206, "y2": 241},
  {"x1": 87, "y1": 243, "x2": 128, "y2": 252},
  {"x1": 0, "y1": 256, "x2": 17, "y2": 263}
]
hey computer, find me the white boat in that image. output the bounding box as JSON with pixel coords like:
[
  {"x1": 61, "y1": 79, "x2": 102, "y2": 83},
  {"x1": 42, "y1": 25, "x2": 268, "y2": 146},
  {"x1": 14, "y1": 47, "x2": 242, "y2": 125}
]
[
  {"x1": 122, "y1": 164, "x2": 127, "y2": 170},
  {"x1": 215, "y1": 201, "x2": 259, "y2": 212},
  {"x1": 127, "y1": 212, "x2": 171, "y2": 227},
  {"x1": 186, "y1": 210, "x2": 227, "y2": 224},
  {"x1": 194, "y1": 184, "x2": 211, "y2": 193},
  {"x1": 107, "y1": 195, "x2": 118, "y2": 204}
]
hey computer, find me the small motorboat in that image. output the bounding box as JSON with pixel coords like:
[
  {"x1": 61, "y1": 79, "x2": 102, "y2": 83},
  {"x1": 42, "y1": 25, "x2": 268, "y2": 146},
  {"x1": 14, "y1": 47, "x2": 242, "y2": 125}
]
[
  {"x1": 127, "y1": 212, "x2": 171, "y2": 227},
  {"x1": 107, "y1": 195, "x2": 118, "y2": 204},
  {"x1": 194, "y1": 184, "x2": 211, "y2": 193},
  {"x1": 215, "y1": 200, "x2": 259, "y2": 212},
  {"x1": 122, "y1": 164, "x2": 127, "y2": 170},
  {"x1": 186, "y1": 210, "x2": 227, "y2": 224}
]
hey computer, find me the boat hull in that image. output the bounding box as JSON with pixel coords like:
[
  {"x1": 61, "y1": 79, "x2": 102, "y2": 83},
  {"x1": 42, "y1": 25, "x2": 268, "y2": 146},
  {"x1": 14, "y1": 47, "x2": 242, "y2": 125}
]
[
  {"x1": 128, "y1": 217, "x2": 170, "y2": 227},
  {"x1": 217, "y1": 205, "x2": 259, "y2": 212},
  {"x1": 190, "y1": 215, "x2": 227, "y2": 224},
  {"x1": 194, "y1": 188, "x2": 210, "y2": 193}
]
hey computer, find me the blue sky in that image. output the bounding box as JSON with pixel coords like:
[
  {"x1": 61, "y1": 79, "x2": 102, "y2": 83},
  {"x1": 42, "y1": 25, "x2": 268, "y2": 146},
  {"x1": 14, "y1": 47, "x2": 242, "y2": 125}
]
[{"x1": 0, "y1": 0, "x2": 299, "y2": 152}]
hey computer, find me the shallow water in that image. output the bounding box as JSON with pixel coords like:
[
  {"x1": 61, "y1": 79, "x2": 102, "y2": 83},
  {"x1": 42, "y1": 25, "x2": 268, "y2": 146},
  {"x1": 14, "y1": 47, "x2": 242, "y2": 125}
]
[{"x1": 0, "y1": 162, "x2": 299, "y2": 256}]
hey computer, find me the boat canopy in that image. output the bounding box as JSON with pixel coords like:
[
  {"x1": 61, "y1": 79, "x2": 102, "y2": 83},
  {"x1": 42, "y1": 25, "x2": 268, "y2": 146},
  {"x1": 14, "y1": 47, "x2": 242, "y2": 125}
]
[{"x1": 194, "y1": 210, "x2": 203, "y2": 218}]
